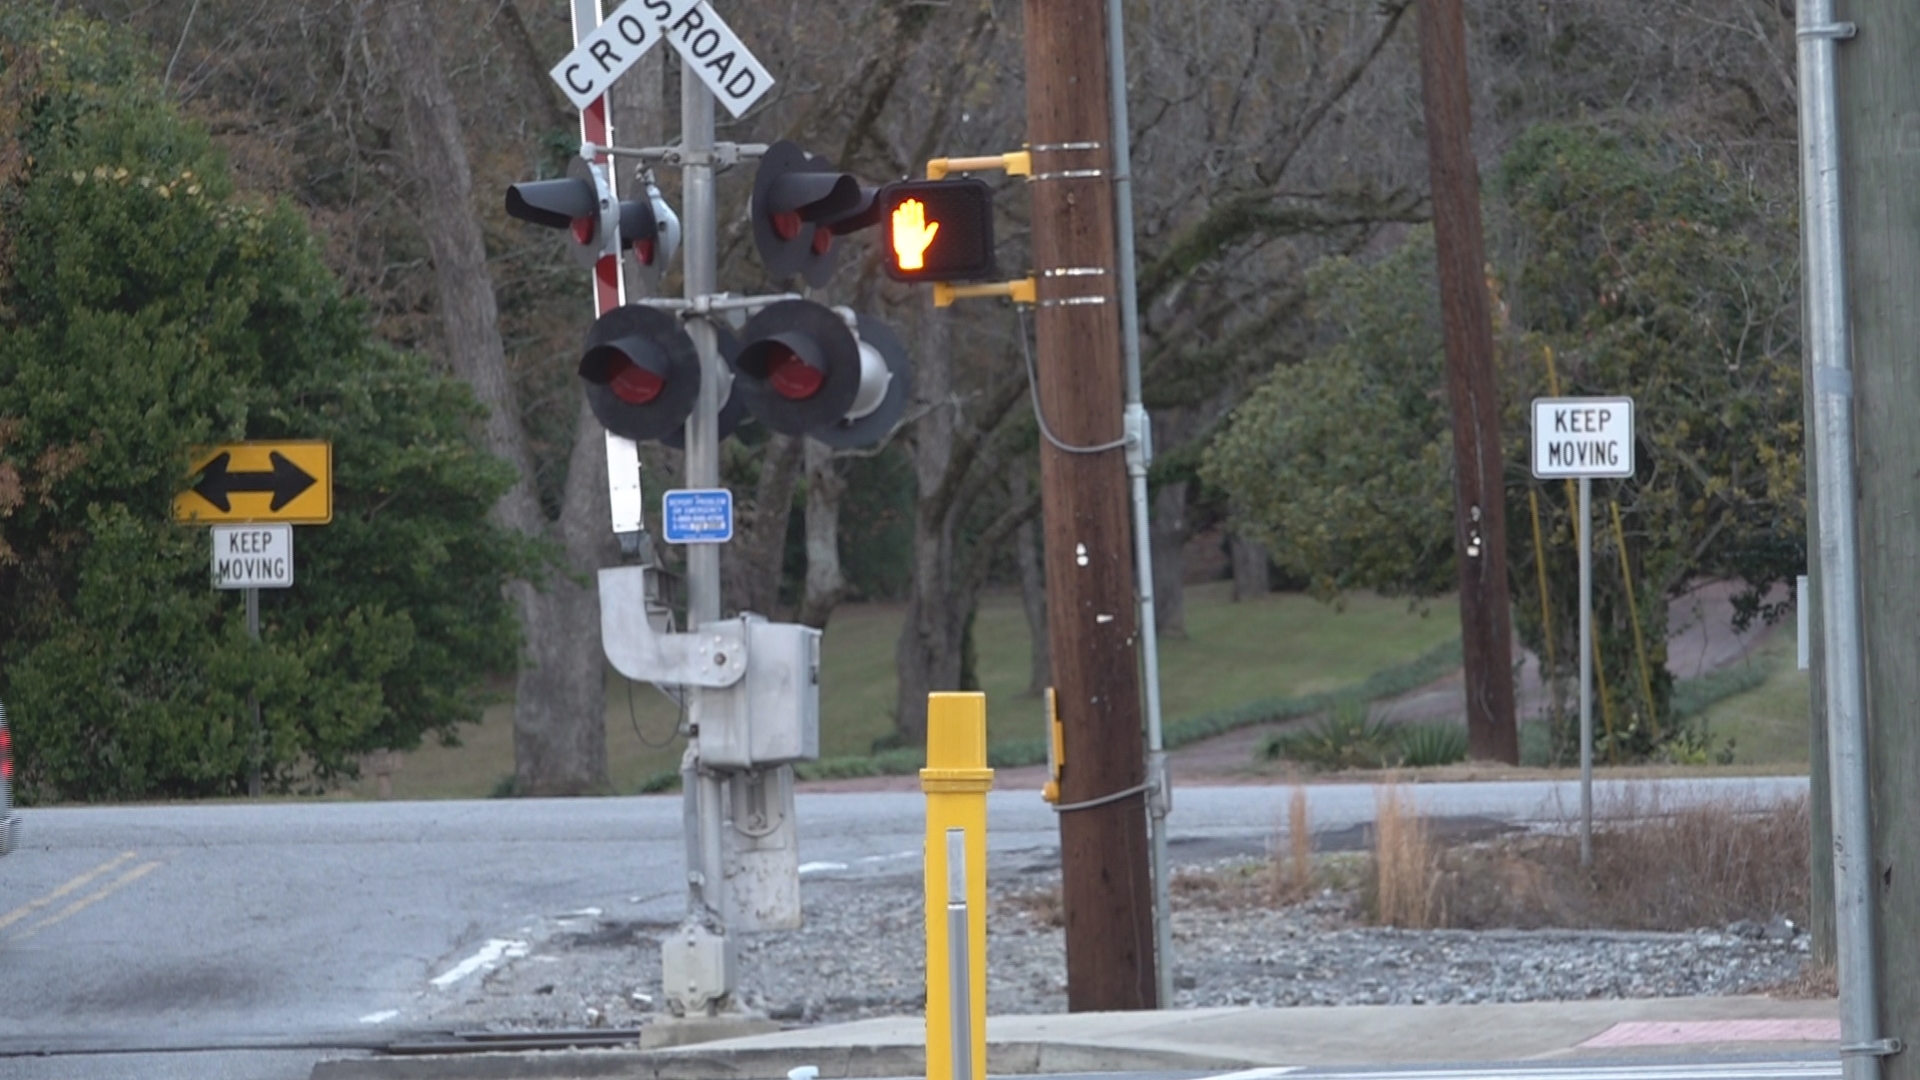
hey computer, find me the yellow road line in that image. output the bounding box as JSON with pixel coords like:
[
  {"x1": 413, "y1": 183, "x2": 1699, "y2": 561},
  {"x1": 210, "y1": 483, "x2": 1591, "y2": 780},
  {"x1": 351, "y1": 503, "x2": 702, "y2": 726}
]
[
  {"x1": 0, "y1": 851, "x2": 139, "y2": 932},
  {"x1": 12, "y1": 860, "x2": 164, "y2": 941}
]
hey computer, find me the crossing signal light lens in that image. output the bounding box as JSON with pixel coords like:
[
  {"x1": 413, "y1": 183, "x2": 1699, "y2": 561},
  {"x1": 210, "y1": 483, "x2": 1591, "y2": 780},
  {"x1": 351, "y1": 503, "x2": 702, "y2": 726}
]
[
  {"x1": 768, "y1": 347, "x2": 826, "y2": 401},
  {"x1": 880, "y1": 178, "x2": 995, "y2": 283},
  {"x1": 729, "y1": 302, "x2": 913, "y2": 448},
  {"x1": 606, "y1": 357, "x2": 666, "y2": 405},
  {"x1": 578, "y1": 306, "x2": 700, "y2": 442}
]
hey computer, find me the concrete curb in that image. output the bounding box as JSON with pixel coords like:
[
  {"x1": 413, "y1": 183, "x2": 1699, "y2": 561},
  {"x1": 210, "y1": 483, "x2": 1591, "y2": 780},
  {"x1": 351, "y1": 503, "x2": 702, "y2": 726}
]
[
  {"x1": 310, "y1": 1039, "x2": 1254, "y2": 1080},
  {"x1": 308, "y1": 998, "x2": 1841, "y2": 1080}
]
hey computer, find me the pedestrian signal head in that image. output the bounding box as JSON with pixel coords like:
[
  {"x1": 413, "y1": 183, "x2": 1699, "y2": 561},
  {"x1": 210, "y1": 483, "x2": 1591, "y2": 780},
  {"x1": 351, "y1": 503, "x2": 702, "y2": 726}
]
[{"x1": 879, "y1": 178, "x2": 995, "y2": 283}]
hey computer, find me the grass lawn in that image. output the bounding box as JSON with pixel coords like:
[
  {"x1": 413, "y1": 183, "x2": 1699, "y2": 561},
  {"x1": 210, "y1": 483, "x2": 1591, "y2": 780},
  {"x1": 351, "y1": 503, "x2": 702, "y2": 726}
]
[
  {"x1": 1694, "y1": 622, "x2": 1811, "y2": 767},
  {"x1": 349, "y1": 581, "x2": 1460, "y2": 800}
]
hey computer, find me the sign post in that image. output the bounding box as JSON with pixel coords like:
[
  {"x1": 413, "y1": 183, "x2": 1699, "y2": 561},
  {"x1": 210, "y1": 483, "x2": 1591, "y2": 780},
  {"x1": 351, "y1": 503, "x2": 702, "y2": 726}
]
[
  {"x1": 180, "y1": 441, "x2": 325, "y2": 796},
  {"x1": 208, "y1": 523, "x2": 296, "y2": 797},
  {"x1": 1531, "y1": 397, "x2": 1634, "y2": 866}
]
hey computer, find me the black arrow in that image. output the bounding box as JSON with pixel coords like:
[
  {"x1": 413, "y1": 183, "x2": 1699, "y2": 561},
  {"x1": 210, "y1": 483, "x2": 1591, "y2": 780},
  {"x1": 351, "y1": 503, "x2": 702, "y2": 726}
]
[{"x1": 192, "y1": 451, "x2": 316, "y2": 512}]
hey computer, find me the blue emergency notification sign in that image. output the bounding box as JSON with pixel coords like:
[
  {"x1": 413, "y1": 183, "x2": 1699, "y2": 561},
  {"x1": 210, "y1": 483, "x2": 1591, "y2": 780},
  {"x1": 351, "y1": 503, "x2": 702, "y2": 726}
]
[{"x1": 662, "y1": 488, "x2": 734, "y2": 544}]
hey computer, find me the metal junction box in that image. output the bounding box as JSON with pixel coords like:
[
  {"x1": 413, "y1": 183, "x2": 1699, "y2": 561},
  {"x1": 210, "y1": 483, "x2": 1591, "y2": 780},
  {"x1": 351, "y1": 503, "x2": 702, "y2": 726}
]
[{"x1": 697, "y1": 618, "x2": 821, "y2": 769}]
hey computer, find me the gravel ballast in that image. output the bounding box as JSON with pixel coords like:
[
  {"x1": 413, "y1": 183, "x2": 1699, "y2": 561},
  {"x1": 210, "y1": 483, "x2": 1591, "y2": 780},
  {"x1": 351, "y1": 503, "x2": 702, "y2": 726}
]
[{"x1": 415, "y1": 855, "x2": 1810, "y2": 1034}]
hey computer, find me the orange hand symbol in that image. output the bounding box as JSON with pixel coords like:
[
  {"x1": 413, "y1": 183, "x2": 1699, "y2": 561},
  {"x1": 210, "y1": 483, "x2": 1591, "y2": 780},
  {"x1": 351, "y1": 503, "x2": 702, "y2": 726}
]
[{"x1": 891, "y1": 198, "x2": 940, "y2": 271}]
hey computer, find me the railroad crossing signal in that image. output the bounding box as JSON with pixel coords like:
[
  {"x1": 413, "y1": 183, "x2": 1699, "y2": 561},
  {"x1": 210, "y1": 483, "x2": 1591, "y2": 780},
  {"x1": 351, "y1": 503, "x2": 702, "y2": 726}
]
[
  {"x1": 728, "y1": 300, "x2": 910, "y2": 447},
  {"x1": 174, "y1": 442, "x2": 332, "y2": 525},
  {"x1": 750, "y1": 141, "x2": 879, "y2": 286},
  {"x1": 506, "y1": 159, "x2": 676, "y2": 270}
]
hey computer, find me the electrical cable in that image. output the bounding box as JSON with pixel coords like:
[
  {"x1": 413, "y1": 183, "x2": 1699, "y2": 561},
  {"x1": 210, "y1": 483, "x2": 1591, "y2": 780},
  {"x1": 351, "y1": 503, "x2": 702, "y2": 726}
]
[
  {"x1": 625, "y1": 675, "x2": 683, "y2": 749},
  {"x1": 1016, "y1": 307, "x2": 1129, "y2": 455},
  {"x1": 1048, "y1": 780, "x2": 1150, "y2": 813}
]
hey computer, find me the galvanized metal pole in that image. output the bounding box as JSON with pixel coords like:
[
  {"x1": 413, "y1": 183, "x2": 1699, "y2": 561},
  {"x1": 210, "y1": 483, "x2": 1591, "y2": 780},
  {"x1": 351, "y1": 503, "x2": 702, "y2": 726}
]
[
  {"x1": 1577, "y1": 477, "x2": 1591, "y2": 869},
  {"x1": 1104, "y1": 0, "x2": 1173, "y2": 1010},
  {"x1": 945, "y1": 827, "x2": 974, "y2": 1080},
  {"x1": 247, "y1": 586, "x2": 262, "y2": 799},
  {"x1": 681, "y1": 61, "x2": 730, "y2": 937},
  {"x1": 1795, "y1": 4, "x2": 1886, "y2": 1076}
]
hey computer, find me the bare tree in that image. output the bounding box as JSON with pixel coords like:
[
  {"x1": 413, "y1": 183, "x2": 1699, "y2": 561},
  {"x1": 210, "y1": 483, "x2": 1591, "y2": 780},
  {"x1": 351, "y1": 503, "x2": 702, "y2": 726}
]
[
  {"x1": 377, "y1": 0, "x2": 613, "y2": 794},
  {"x1": 797, "y1": 439, "x2": 849, "y2": 628}
]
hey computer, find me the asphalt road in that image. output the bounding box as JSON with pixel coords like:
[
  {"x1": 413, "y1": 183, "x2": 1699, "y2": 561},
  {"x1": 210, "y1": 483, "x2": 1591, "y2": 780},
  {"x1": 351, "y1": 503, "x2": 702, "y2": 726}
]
[{"x1": 0, "y1": 775, "x2": 1807, "y2": 1079}]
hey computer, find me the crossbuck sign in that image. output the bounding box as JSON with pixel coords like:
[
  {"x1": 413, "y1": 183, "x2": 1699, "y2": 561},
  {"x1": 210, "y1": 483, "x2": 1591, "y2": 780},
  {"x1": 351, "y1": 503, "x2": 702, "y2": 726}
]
[
  {"x1": 1531, "y1": 397, "x2": 1635, "y2": 479},
  {"x1": 550, "y1": 0, "x2": 773, "y2": 118}
]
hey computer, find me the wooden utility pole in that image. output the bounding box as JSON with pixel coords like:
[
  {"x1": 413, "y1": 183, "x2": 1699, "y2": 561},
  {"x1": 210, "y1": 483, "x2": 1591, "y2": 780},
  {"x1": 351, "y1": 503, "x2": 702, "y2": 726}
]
[
  {"x1": 1835, "y1": 0, "x2": 1920, "y2": 1065},
  {"x1": 1024, "y1": 0, "x2": 1158, "y2": 1010},
  {"x1": 1415, "y1": 0, "x2": 1518, "y2": 764}
]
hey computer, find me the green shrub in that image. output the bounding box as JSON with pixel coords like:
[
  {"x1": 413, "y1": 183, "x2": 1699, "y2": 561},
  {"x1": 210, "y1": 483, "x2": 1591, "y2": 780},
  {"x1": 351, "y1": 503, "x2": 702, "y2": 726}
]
[
  {"x1": 1260, "y1": 701, "x2": 1399, "y2": 771},
  {"x1": 1394, "y1": 722, "x2": 1469, "y2": 768},
  {"x1": 0, "y1": 10, "x2": 529, "y2": 802}
]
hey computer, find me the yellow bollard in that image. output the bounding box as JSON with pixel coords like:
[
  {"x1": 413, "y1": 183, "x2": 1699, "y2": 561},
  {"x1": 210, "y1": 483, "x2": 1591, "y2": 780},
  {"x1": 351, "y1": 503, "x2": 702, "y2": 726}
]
[{"x1": 923, "y1": 692, "x2": 991, "y2": 1080}]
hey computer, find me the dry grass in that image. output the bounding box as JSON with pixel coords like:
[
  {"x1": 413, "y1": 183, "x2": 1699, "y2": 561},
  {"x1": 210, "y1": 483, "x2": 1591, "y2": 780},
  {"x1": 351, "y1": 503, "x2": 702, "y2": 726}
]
[
  {"x1": 998, "y1": 884, "x2": 1065, "y2": 927},
  {"x1": 1759, "y1": 961, "x2": 1837, "y2": 1000},
  {"x1": 1433, "y1": 792, "x2": 1810, "y2": 931},
  {"x1": 1009, "y1": 789, "x2": 1810, "y2": 940},
  {"x1": 1371, "y1": 779, "x2": 1439, "y2": 928},
  {"x1": 1269, "y1": 786, "x2": 1315, "y2": 903}
]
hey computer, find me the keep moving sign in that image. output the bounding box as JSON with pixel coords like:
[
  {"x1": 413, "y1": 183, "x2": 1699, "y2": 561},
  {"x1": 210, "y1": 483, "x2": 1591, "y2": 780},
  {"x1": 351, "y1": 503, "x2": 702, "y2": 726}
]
[
  {"x1": 1531, "y1": 397, "x2": 1635, "y2": 479},
  {"x1": 212, "y1": 524, "x2": 293, "y2": 589},
  {"x1": 550, "y1": 0, "x2": 774, "y2": 118}
]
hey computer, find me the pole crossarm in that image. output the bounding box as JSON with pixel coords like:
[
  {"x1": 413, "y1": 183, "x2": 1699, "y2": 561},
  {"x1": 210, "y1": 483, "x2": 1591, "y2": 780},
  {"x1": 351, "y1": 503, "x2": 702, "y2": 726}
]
[
  {"x1": 632, "y1": 292, "x2": 803, "y2": 316},
  {"x1": 585, "y1": 141, "x2": 771, "y2": 166}
]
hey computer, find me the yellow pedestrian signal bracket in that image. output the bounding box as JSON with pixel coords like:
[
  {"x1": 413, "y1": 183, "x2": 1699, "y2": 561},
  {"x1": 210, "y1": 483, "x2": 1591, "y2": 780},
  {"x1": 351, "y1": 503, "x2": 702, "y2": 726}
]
[
  {"x1": 173, "y1": 441, "x2": 332, "y2": 525},
  {"x1": 927, "y1": 150, "x2": 1031, "y2": 180},
  {"x1": 933, "y1": 277, "x2": 1037, "y2": 309},
  {"x1": 1042, "y1": 687, "x2": 1065, "y2": 805}
]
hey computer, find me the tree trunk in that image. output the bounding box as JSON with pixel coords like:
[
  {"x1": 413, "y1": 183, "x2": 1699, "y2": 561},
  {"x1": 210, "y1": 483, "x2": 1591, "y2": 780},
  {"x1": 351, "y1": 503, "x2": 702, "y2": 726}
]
[
  {"x1": 517, "y1": 400, "x2": 620, "y2": 796},
  {"x1": 723, "y1": 433, "x2": 803, "y2": 617},
  {"x1": 1014, "y1": 468, "x2": 1051, "y2": 695},
  {"x1": 1151, "y1": 480, "x2": 1189, "y2": 637},
  {"x1": 891, "y1": 309, "x2": 1034, "y2": 744},
  {"x1": 380, "y1": 0, "x2": 607, "y2": 795},
  {"x1": 797, "y1": 438, "x2": 848, "y2": 629},
  {"x1": 894, "y1": 310, "x2": 959, "y2": 746},
  {"x1": 1229, "y1": 529, "x2": 1271, "y2": 601}
]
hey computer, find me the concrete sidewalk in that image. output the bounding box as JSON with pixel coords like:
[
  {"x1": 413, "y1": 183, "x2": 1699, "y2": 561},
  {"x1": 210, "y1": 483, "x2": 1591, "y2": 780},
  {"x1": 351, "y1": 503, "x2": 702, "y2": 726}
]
[{"x1": 311, "y1": 996, "x2": 1841, "y2": 1080}]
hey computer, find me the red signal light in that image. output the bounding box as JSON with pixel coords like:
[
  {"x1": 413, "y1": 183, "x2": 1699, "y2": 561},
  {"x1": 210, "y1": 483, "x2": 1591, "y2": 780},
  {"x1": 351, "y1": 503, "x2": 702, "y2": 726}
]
[
  {"x1": 767, "y1": 347, "x2": 826, "y2": 401},
  {"x1": 607, "y1": 356, "x2": 666, "y2": 405}
]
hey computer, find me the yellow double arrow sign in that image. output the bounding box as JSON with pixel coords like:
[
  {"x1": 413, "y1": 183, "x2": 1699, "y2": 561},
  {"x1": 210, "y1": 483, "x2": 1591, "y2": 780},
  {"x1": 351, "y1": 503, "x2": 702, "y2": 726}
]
[{"x1": 172, "y1": 441, "x2": 332, "y2": 525}]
